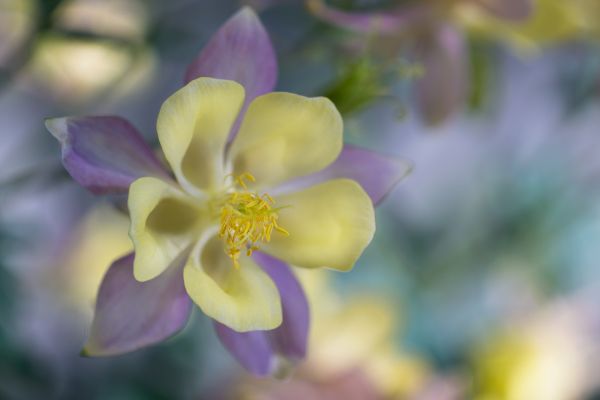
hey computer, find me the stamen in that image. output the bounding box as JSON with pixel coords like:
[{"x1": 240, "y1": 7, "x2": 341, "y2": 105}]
[{"x1": 219, "y1": 173, "x2": 288, "y2": 268}]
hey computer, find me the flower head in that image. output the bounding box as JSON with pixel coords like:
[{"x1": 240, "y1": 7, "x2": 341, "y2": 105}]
[
  {"x1": 221, "y1": 271, "x2": 433, "y2": 399},
  {"x1": 45, "y1": 7, "x2": 410, "y2": 376},
  {"x1": 128, "y1": 75, "x2": 376, "y2": 331},
  {"x1": 307, "y1": 0, "x2": 534, "y2": 124}
]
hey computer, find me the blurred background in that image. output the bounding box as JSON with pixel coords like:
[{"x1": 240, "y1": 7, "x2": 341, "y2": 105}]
[{"x1": 1, "y1": 0, "x2": 600, "y2": 398}]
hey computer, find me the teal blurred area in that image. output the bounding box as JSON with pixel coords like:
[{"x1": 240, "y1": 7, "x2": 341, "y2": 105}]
[{"x1": 1, "y1": 0, "x2": 600, "y2": 399}]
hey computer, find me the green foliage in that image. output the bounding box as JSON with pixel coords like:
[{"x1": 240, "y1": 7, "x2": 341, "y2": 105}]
[{"x1": 323, "y1": 59, "x2": 386, "y2": 115}]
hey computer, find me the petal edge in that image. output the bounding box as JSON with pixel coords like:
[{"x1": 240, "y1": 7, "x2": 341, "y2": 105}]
[
  {"x1": 273, "y1": 144, "x2": 411, "y2": 206},
  {"x1": 83, "y1": 253, "x2": 192, "y2": 356},
  {"x1": 46, "y1": 116, "x2": 169, "y2": 194},
  {"x1": 264, "y1": 179, "x2": 376, "y2": 271},
  {"x1": 184, "y1": 7, "x2": 277, "y2": 101}
]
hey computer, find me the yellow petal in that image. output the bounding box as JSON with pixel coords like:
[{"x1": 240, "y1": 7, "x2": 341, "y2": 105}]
[
  {"x1": 157, "y1": 77, "x2": 245, "y2": 195},
  {"x1": 56, "y1": 205, "x2": 132, "y2": 319},
  {"x1": 228, "y1": 92, "x2": 343, "y2": 189},
  {"x1": 128, "y1": 177, "x2": 205, "y2": 281},
  {"x1": 309, "y1": 297, "x2": 395, "y2": 376},
  {"x1": 263, "y1": 179, "x2": 375, "y2": 271},
  {"x1": 183, "y1": 233, "x2": 282, "y2": 332},
  {"x1": 457, "y1": 0, "x2": 590, "y2": 52}
]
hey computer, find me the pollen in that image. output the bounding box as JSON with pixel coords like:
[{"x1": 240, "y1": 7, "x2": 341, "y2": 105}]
[{"x1": 219, "y1": 173, "x2": 289, "y2": 268}]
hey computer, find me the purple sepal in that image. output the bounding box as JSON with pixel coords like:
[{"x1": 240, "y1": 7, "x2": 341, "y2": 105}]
[
  {"x1": 275, "y1": 144, "x2": 411, "y2": 206},
  {"x1": 46, "y1": 116, "x2": 169, "y2": 195},
  {"x1": 184, "y1": 7, "x2": 277, "y2": 102},
  {"x1": 214, "y1": 323, "x2": 275, "y2": 376},
  {"x1": 214, "y1": 253, "x2": 309, "y2": 376},
  {"x1": 415, "y1": 25, "x2": 467, "y2": 125},
  {"x1": 307, "y1": 0, "x2": 428, "y2": 35},
  {"x1": 83, "y1": 253, "x2": 192, "y2": 356},
  {"x1": 255, "y1": 251, "x2": 309, "y2": 361},
  {"x1": 475, "y1": 0, "x2": 533, "y2": 21}
]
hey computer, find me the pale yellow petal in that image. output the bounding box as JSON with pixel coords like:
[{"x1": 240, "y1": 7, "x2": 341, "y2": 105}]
[
  {"x1": 128, "y1": 177, "x2": 205, "y2": 281},
  {"x1": 456, "y1": 0, "x2": 591, "y2": 51},
  {"x1": 157, "y1": 77, "x2": 245, "y2": 195},
  {"x1": 263, "y1": 179, "x2": 375, "y2": 271},
  {"x1": 228, "y1": 92, "x2": 343, "y2": 188},
  {"x1": 183, "y1": 233, "x2": 282, "y2": 332},
  {"x1": 309, "y1": 297, "x2": 395, "y2": 376},
  {"x1": 56, "y1": 205, "x2": 132, "y2": 318}
]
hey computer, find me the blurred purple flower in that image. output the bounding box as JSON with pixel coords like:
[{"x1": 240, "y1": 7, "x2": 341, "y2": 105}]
[
  {"x1": 46, "y1": 7, "x2": 408, "y2": 376},
  {"x1": 307, "y1": 0, "x2": 533, "y2": 125}
]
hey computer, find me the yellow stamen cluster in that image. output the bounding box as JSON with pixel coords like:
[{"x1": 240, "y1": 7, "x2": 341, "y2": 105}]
[{"x1": 219, "y1": 173, "x2": 288, "y2": 268}]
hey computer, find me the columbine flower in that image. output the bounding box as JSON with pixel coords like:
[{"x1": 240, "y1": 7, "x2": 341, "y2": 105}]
[
  {"x1": 126, "y1": 72, "x2": 378, "y2": 333},
  {"x1": 221, "y1": 271, "x2": 437, "y2": 399},
  {"x1": 472, "y1": 299, "x2": 596, "y2": 400},
  {"x1": 46, "y1": 7, "x2": 409, "y2": 376},
  {"x1": 307, "y1": 0, "x2": 533, "y2": 124}
]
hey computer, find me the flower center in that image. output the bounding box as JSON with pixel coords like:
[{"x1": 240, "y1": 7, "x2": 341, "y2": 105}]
[{"x1": 218, "y1": 173, "x2": 288, "y2": 268}]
